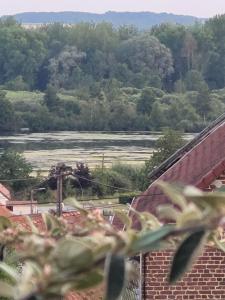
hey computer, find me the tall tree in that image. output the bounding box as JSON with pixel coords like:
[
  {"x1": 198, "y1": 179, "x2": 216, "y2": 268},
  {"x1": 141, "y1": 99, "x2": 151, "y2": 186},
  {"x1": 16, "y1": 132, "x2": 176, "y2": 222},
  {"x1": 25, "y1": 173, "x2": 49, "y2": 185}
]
[
  {"x1": 0, "y1": 91, "x2": 16, "y2": 132},
  {"x1": 0, "y1": 149, "x2": 33, "y2": 192}
]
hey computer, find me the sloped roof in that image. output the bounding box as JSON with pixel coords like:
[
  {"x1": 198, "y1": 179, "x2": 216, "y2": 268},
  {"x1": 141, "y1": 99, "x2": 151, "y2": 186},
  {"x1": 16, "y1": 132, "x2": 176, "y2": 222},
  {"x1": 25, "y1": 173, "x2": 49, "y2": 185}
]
[
  {"x1": 132, "y1": 115, "x2": 225, "y2": 226},
  {"x1": 10, "y1": 211, "x2": 85, "y2": 231},
  {"x1": 7, "y1": 201, "x2": 38, "y2": 205},
  {"x1": 0, "y1": 206, "x2": 13, "y2": 217},
  {"x1": 0, "y1": 184, "x2": 11, "y2": 200}
]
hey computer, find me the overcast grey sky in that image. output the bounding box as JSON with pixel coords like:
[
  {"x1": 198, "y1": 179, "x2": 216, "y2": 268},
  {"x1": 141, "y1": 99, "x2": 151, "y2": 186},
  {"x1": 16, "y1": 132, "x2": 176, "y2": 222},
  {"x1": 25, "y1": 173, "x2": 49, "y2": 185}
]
[{"x1": 1, "y1": 0, "x2": 225, "y2": 18}]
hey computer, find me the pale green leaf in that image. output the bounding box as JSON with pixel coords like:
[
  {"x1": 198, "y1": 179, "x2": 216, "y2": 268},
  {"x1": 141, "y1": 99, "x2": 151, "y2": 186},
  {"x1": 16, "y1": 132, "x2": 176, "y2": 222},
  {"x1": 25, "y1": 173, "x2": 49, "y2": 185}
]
[
  {"x1": 0, "y1": 216, "x2": 12, "y2": 231},
  {"x1": 157, "y1": 181, "x2": 186, "y2": 211},
  {"x1": 0, "y1": 262, "x2": 19, "y2": 283},
  {"x1": 25, "y1": 216, "x2": 39, "y2": 234},
  {"x1": 156, "y1": 205, "x2": 181, "y2": 221},
  {"x1": 53, "y1": 238, "x2": 93, "y2": 271},
  {"x1": 0, "y1": 281, "x2": 15, "y2": 298},
  {"x1": 114, "y1": 210, "x2": 131, "y2": 229},
  {"x1": 131, "y1": 225, "x2": 175, "y2": 253},
  {"x1": 65, "y1": 198, "x2": 88, "y2": 215}
]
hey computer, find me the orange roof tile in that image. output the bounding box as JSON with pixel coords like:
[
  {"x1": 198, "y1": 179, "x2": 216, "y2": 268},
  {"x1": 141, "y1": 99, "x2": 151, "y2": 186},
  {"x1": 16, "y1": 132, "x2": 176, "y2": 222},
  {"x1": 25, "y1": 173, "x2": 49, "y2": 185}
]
[
  {"x1": 0, "y1": 206, "x2": 12, "y2": 217},
  {"x1": 132, "y1": 119, "x2": 225, "y2": 228}
]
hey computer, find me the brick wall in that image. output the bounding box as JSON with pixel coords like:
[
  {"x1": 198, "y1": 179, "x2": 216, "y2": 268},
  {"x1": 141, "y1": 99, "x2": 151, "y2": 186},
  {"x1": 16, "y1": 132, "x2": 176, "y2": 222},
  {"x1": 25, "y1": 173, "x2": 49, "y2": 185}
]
[{"x1": 143, "y1": 247, "x2": 225, "y2": 300}]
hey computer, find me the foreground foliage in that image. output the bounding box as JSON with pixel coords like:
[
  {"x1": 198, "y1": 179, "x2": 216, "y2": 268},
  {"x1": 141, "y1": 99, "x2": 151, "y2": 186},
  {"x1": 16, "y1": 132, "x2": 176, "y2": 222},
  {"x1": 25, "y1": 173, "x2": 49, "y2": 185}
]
[{"x1": 0, "y1": 183, "x2": 225, "y2": 299}]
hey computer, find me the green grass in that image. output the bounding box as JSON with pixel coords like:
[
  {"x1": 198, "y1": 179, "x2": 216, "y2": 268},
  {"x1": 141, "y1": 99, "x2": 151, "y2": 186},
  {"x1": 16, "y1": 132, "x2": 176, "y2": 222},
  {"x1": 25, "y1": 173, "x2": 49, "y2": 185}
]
[
  {"x1": 4, "y1": 89, "x2": 78, "y2": 104},
  {"x1": 4, "y1": 90, "x2": 44, "y2": 103},
  {"x1": 58, "y1": 93, "x2": 78, "y2": 101}
]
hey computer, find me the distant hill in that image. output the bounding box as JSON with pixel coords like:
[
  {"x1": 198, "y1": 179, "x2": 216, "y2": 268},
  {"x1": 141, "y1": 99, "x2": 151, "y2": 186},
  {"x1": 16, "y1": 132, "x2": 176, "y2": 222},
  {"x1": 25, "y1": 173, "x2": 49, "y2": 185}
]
[{"x1": 7, "y1": 11, "x2": 204, "y2": 29}]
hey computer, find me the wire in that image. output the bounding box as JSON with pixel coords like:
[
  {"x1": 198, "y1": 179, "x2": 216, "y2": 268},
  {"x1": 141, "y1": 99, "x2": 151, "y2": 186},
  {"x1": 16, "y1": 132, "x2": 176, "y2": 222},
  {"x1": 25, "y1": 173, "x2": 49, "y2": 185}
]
[
  {"x1": 14, "y1": 193, "x2": 159, "y2": 205},
  {"x1": 0, "y1": 174, "x2": 162, "y2": 203},
  {"x1": 0, "y1": 177, "x2": 45, "y2": 182},
  {"x1": 71, "y1": 174, "x2": 140, "y2": 193}
]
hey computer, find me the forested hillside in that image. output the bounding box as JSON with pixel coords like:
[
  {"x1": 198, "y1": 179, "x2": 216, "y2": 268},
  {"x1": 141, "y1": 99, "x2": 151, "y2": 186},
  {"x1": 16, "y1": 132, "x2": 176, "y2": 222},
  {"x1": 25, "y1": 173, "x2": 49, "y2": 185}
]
[
  {"x1": 11, "y1": 11, "x2": 202, "y2": 28},
  {"x1": 1, "y1": 15, "x2": 225, "y2": 133}
]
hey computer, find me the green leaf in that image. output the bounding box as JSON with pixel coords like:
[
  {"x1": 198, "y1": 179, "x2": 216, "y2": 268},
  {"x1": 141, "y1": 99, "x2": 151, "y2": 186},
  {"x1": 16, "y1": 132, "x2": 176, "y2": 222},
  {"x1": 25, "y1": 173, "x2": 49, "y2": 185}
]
[
  {"x1": 73, "y1": 270, "x2": 103, "y2": 290},
  {"x1": 53, "y1": 238, "x2": 93, "y2": 271},
  {"x1": 105, "y1": 254, "x2": 125, "y2": 300},
  {"x1": 156, "y1": 205, "x2": 181, "y2": 221},
  {"x1": 169, "y1": 229, "x2": 206, "y2": 284},
  {"x1": 65, "y1": 198, "x2": 88, "y2": 215},
  {"x1": 25, "y1": 216, "x2": 39, "y2": 234},
  {"x1": 42, "y1": 213, "x2": 63, "y2": 232},
  {"x1": 0, "y1": 262, "x2": 19, "y2": 283},
  {"x1": 184, "y1": 187, "x2": 225, "y2": 211},
  {"x1": 131, "y1": 225, "x2": 175, "y2": 253},
  {"x1": 114, "y1": 210, "x2": 131, "y2": 229},
  {"x1": 128, "y1": 207, "x2": 161, "y2": 230},
  {"x1": 0, "y1": 216, "x2": 12, "y2": 231},
  {"x1": 213, "y1": 235, "x2": 225, "y2": 252},
  {"x1": 157, "y1": 181, "x2": 186, "y2": 211},
  {"x1": 0, "y1": 281, "x2": 14, "y2": 298}
]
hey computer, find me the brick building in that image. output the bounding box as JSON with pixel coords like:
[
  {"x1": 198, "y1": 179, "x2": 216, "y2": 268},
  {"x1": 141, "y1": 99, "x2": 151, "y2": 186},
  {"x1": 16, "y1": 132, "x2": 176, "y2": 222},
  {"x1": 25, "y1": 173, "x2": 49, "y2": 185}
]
[{"x1": 132, "y1": 113, "x2": 225, "y2": 299}]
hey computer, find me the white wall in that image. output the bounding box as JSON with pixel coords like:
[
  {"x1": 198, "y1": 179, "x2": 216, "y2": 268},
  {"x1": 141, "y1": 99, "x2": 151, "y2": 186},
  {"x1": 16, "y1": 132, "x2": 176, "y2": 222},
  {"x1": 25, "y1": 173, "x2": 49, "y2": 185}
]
[
  {"x1": 11, "y1": 204, "x2": 38, "y2": 215},
  {"x1": 0, "y1": 193, "x2": 9, "y2": 205}
]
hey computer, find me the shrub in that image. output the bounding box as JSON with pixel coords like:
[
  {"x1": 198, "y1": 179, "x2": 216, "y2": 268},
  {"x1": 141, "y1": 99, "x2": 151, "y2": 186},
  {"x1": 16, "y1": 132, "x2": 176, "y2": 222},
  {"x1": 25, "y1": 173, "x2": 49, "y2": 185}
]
[
  {"x1": 118, "y1": 192, "x2": 139, "y2": 205},
  {"x1": 111, "y1": 163, "x2": 142, "y2": 190},
  {"x1": 92, "y1": 168, "x2": 132, "y2": 197}
]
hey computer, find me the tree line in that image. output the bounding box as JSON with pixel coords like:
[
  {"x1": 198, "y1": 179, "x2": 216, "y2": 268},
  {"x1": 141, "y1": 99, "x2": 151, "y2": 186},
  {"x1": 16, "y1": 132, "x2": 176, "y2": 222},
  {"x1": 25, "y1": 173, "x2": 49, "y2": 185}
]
[{"x1": 1, "y1": 16, "x2": 225, "y2": 132}]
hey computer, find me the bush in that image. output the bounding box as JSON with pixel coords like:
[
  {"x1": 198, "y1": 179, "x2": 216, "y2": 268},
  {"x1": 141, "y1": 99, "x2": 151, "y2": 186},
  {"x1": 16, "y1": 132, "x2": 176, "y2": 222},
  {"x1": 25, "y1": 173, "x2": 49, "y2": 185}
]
[
  {"x1": 118, "y1": 192, "x2": 139, "y2": 205},
  {"x1": 111, "y1": 163, "x2": 142, "y2": 190},
  {"x1": 92, "y1": 168, "x2": 132, "y2": 197},
  {"x1": 4, "y1": 76, "x2": 29, "y2": 91}
]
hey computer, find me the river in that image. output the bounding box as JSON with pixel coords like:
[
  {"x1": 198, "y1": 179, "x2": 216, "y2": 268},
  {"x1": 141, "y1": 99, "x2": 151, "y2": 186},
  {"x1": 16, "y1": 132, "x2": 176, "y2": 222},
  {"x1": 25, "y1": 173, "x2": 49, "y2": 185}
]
[{"x1": 0, "y1": 131, "x2": 194, "y2": 171}]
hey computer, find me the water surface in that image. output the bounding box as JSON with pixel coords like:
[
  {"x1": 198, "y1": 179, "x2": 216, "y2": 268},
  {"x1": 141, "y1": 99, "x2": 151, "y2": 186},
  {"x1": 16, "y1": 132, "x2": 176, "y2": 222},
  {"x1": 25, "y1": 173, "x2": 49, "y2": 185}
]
[{"x1": 0, "y1": 131, "x2": 194, "y2": 171}]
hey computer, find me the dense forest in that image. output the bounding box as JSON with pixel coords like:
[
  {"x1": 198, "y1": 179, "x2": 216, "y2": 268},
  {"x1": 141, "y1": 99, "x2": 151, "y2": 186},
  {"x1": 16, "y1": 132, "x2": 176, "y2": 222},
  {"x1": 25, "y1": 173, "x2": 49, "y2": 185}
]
[{"x1": 1, "y1": 15, "x2": 225, "y2": 133}]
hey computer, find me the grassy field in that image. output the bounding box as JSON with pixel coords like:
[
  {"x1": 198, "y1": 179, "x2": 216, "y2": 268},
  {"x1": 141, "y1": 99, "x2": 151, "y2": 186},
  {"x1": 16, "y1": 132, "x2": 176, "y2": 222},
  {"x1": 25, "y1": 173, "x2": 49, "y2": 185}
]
[
  {"x1": 5, "y1": 90, "x2": 44, "y2": 103},
  {"x1": 4, "y1": 89, "x2": 78, "y2": 103}
]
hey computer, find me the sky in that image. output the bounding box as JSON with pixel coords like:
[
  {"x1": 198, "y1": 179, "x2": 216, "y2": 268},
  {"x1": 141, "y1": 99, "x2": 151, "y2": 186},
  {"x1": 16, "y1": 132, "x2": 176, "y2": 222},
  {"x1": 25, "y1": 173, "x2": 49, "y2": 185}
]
[{"x1": 1, "y1": 0, "x2": 225, "y2": 18}]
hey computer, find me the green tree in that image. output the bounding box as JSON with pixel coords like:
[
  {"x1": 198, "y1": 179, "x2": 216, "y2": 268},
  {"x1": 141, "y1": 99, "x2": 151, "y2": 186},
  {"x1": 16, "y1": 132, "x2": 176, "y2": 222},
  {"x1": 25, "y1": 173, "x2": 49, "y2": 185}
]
[
  {"x1": 184, "y1": 70, "x2": 207, "y2": 92},
  {"x1": 48, "y1": 46, "x2": 86, "y2": 89},
  {"x1": 117, "y1": 34, "x2": 174, "y2": 87},
  {"x1": 137, "y1": 87, "x2": 157, "y2": 115},
  {"x1": 0, "y1": 91, "x2": 16, "y2": 132},
  {"x1": 151, "y1": 23, "x2": 187, "y2": 87},
  {"x1": 0, "y1": 149, "x2": 33, "y2": 192},
  {"x1": 0, "y1": 21, "x2": 46, "y2": 88},
  {"x1": 142, "y1": 130, "x2": 185, "y2": 189},
  {"x1": 43, "y1": 84, "x2": 59, "y2": 110}
]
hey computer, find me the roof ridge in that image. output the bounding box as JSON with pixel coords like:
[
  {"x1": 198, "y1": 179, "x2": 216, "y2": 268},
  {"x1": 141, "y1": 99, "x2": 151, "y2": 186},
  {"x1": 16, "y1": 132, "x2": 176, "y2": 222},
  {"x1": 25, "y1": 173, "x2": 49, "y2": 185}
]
[{"x1": 148, "y1": 112, "x2": 225, "y2": 182}]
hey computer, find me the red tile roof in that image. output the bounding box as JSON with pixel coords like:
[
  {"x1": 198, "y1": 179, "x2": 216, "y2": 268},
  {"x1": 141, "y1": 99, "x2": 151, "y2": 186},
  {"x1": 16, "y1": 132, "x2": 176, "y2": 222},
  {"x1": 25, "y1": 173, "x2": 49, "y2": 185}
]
[
  {"x1": 132, "y1": 120, "x2": 225, "y2": 226},
  {"x1": 9, "y1": 210, "x2": 85, "y2": 231},
  {"x1": 65, "y1": 285, "x2": 103, "y2": 300},
  {"x1": 0, "y1": 206, "x2": 13, "y2": 217}
]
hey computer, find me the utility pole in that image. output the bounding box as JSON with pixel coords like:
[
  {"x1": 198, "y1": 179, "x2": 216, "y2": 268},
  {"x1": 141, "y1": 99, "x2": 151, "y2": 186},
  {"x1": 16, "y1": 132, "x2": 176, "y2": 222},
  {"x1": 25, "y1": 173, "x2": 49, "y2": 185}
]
[
  {"x1": 49, "y1": 162, "x2": 72, "y2": 217},
  {"x1": 57, "y1": 172, "x2": 63, "y2": 217},
  {"x1": 30, "y1": 188, "x2": 46, "y2": 215},
  {"x1": 30, "y1": 190, "x2": 34, "y2": 215}
]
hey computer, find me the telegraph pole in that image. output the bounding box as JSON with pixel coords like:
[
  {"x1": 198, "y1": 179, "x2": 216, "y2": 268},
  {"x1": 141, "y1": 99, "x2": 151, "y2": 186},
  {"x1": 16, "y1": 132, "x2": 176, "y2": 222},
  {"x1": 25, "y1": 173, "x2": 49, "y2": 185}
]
[
  {"x1": 57, "y1": 173, "x2": 63, "y2": 217},
  {"x1": 50, "y1": 162, "x2": 72, "y2": 217}
]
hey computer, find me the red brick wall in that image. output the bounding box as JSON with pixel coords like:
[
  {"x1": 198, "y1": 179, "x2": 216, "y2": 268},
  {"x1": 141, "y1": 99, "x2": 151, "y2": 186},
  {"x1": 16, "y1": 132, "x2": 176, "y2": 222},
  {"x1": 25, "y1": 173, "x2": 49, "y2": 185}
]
[{"x1": 143, "y1": 247, "x2": 225, "y2": 300}]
